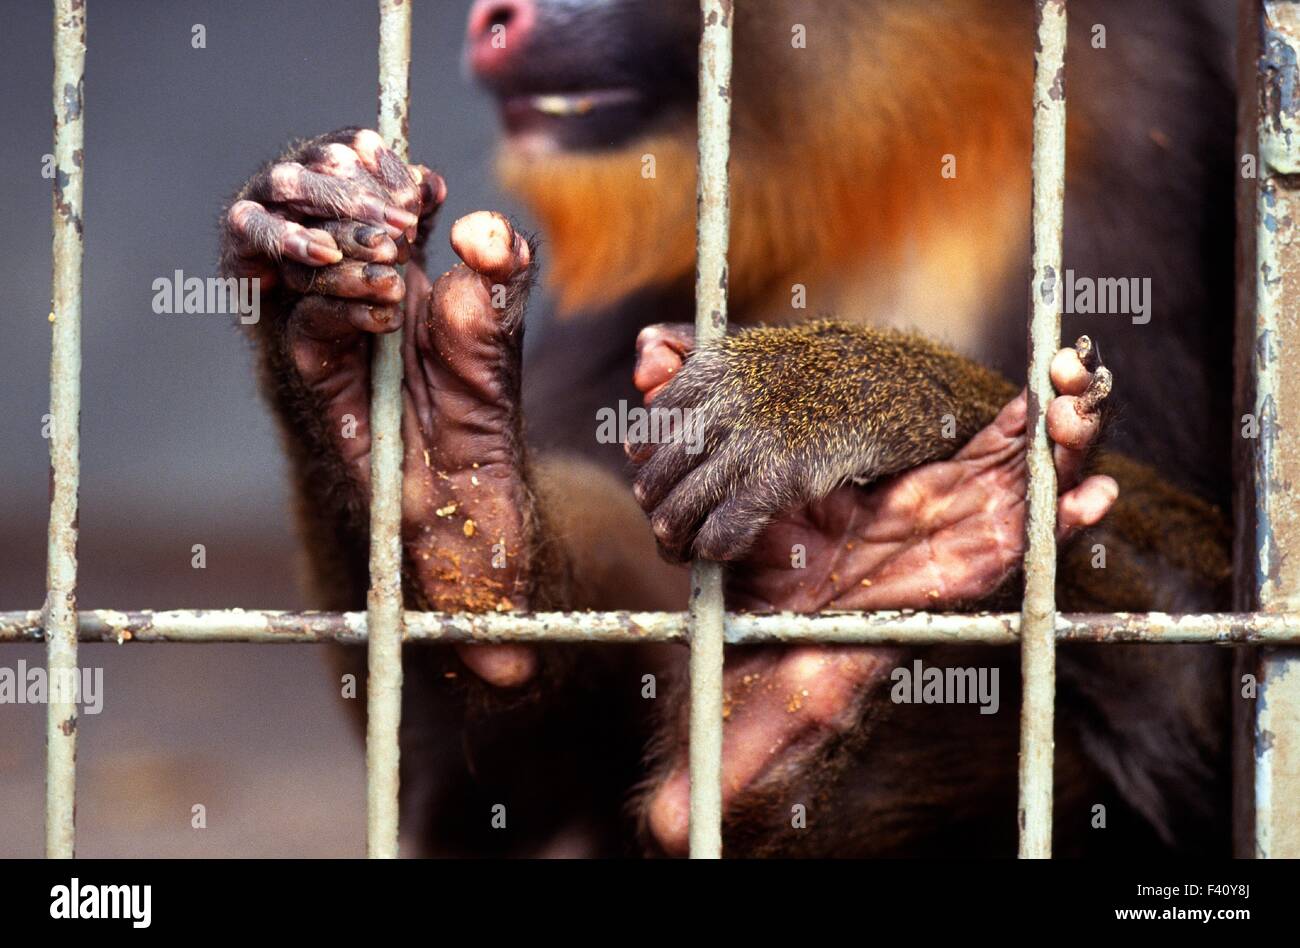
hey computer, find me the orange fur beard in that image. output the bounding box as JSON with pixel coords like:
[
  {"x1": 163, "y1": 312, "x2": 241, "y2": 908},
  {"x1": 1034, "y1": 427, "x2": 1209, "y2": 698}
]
[
  {"x1": 496, "y1": 135, "x2": 699, "y2": 316},
  {"x1": 495, "y1": 2, "x2": 1059, "y2": 324}
]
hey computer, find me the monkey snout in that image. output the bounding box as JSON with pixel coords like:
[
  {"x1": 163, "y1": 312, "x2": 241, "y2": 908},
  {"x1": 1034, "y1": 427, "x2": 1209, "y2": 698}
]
[{"x1": 466, "y1": 0, "x2": 537, "y2": 78}]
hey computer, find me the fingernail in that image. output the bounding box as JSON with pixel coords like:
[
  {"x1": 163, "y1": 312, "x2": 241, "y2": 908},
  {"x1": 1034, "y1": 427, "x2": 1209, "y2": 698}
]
[
  {"x1": 310, "y1": 239, "x2": 342, "y2": 264},
  {"x1": 363, "y1": 263, "x2": 392, "y2": 286},
  {"x1": 385, "y1": 204, "x2": 419, "y2": 232},
  {"x1": 355, "y1": 225, "x2": 384, "y2": 248}
]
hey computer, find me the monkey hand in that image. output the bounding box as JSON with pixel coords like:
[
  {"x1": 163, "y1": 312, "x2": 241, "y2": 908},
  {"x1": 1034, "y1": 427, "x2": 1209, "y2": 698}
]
[
  {"x1": 220, "y1": 126, "x2": 441, "y2": 291},
  {"x1": 629, "y1": 321, "x2": 1115, "y2": 573},
  {"x1": 218, "y1": 128, "x2": 440, "y2": 492}
]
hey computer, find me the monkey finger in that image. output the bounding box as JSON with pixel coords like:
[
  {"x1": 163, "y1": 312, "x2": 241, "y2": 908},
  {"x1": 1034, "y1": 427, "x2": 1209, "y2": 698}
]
[
  {"x1": 282, "y1": 260, "x2": 406, "y2": 305},
  {"x1": 315, "y1": 219, "x2": 400, "y2": 263},
  {"x1": 225, "y1": 200, "x2": 342, "y2": 266},
  {"x1": 449, "y1": 211, "x2": 533, "y2": 285},
  {"x1": 301, "y1": 140, "x2": 367, "y2": 180},
  {"x1": 289, "y1": 294, "x2": 402, "y2": 341},
  {"x1": 624, "y1": 436, "x2": 658, "y2": 465},
  {"x1": 301, "y1": 134, "x2": 424, "y2": 241},
  {"x1": 631, "y1": 437, "x2": 709, "y2": 514},
  {"x1": 250, "y1": 161, "x2": 417, "y2": 239},
  {"x1": 1046, "y1": 393, "x2": 1105, "y2": 452},
  {"x1": 694, "y1": 493, "x2": 781, "y2": 561},
  {"x1": 414, "y1": 165, "x2": 448, "y2": 219},
  {"x1": 454, "y1": 644, "x2": 537, "y2": 689},
  {"x1": 345, "y1": 129, "x2": 423, "y2": 213},
  {"x1": 648, "y1": 443, "x2": 763, "y2": 561},
  {"x1": 413, "y1": 166, "x2": 448, "y2": 247},
  {"x1": 1057, "y1": 474, "x2": 1119, "y2": 540},
  {"x1": 1049, "y1": 345, "x2": 1092, "y2": 396},
  {"x1": 635, "y1": 323, "x2": 697, "y2": 403}
]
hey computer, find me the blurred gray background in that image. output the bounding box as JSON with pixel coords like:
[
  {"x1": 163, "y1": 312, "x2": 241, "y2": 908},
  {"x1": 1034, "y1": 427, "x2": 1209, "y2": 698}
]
[{"x1": 0, "y1": 0, "x2": 523, "y2": 856}]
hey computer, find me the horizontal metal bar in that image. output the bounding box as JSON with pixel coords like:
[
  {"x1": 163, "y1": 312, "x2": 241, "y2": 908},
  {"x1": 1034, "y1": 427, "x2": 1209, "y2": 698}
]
[{"x1": 3, "y1": 609, "x2": 1300, "y2": 645}]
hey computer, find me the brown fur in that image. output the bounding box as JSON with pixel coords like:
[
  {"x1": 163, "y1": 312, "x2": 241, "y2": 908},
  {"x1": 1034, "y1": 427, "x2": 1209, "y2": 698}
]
[{"x1": 500, "y1": 0, "x2": 1069, "y2": 322}]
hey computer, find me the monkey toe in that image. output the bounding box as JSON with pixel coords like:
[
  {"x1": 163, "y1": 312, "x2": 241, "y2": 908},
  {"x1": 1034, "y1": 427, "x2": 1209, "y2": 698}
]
[
  {"x1": 450, "y1": 211, "x2": 532, "y2": 285},
  {"x1": 1057, "y1": 474, "x2": 1119, "y2": 539}
]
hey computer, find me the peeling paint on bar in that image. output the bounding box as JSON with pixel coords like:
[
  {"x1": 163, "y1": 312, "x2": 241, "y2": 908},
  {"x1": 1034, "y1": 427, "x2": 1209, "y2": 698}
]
[
  {"x1": 689, "y1": 0, "x2": 733, "y2": 861},
  {"x1": 1019, "y1": 0, "x2": 1067, "y2": 860},
  {"x1": 45, "y1": 0, "x2": 85, "y2": 861},
  {"x1": 1240, "y1": 0, "x2": 1300, "y2": 859},
  {"x1": 367, "y1": 0, "x2": 410, "y2": 861},
  {"x1": 6, "y1": 609, "x2": 1300, "y2": 645}
]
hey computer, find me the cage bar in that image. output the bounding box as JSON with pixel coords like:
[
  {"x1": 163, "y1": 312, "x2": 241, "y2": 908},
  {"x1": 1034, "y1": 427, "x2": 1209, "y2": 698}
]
[
  {"x1": 7, "y1": 609, "x2": 1300, "y2": 646},
  {"x1": 22, "y1": 0, "x2": 1297, "y2": 863},
  {"x1": 687, "y1": 0, "x2": 733, "y2": 860},
  {"x1": 366, "y1": 0, "x2": 411, "y2": 860},
  {"x1": 1235, "y1": 0, "x2": 1300, "y2": 858},
  {"x1": 44, "y1": 0, "x2": 86, "y2": 861},
  {"x1": 1018, "y1": 0, "x2": 1067, "y2": 859}
]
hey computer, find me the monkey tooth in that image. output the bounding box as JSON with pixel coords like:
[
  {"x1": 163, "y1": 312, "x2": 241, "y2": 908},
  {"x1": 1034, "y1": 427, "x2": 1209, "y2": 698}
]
[
  {"x1": 524, "y1": 89, "x2": 640, "y2": 118},
  {"x1": 531, "y1": 94, "x2": 592, "y2": 117}
]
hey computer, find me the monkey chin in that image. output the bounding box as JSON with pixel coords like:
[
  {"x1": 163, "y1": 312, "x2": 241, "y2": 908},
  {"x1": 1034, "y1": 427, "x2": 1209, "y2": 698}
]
[{"x1": 495, "y1": 134, "x2": 698, "y2": 316}]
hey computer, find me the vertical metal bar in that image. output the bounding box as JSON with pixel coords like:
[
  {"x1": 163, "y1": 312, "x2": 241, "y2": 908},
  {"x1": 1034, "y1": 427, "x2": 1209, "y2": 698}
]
[
  {"x1": 1238, "y1": 0, "x2": 1300, "y2": 859},
  {"x1": 688, "y1": 0, "x2": 732, "y2": 860},
  {"x1": 1018, "y1": 0, "x2": 1066, "y2": 860},
  {"x1": 366, "y1": 0, "x2": 410, "y2": 860},
  {"x1": 45, "y1": 0, "x2": 85, "y2": 860}
]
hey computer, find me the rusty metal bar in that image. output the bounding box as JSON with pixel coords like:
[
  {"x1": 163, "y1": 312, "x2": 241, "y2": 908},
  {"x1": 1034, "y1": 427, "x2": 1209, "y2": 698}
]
[
  {"x1": 366, "y1": 0, "x2": 410, "y2": 860},
  {"x1": 1019, "y1": 0, "x2": 1067, "y2": 860},
  {"x1": 689, "y1": 0, "x2": 733, "y2": 860},
  {"x1": 1236, "y1": 0, "x2": 1300, "y2": 859},
  {"x1": 9, "y1": 608, "x2": 1300, "y2": 646},
  {"x1": 44, "y1": 0, "x2": 86, "y2": 861}
]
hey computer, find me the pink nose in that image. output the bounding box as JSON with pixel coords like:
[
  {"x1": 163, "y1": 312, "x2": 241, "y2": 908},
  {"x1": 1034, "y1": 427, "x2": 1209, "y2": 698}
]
[{"x1": 466, "y1": 0, "x2": 536, "y2": 77}]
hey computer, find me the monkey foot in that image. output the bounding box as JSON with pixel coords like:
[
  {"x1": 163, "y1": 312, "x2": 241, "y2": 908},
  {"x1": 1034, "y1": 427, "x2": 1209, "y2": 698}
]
[
  {"x1": 400, "y1": 212, "x2": 539, "y2": 687},
  {"x1": 645, "y1": 643, "x2": 902, "y2": 856}
]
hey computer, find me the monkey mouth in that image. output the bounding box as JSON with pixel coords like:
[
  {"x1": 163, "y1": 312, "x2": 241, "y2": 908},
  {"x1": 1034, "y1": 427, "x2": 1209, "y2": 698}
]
[{"x1": 499, "y1": 88, "x2": 652, "y2": 151}]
